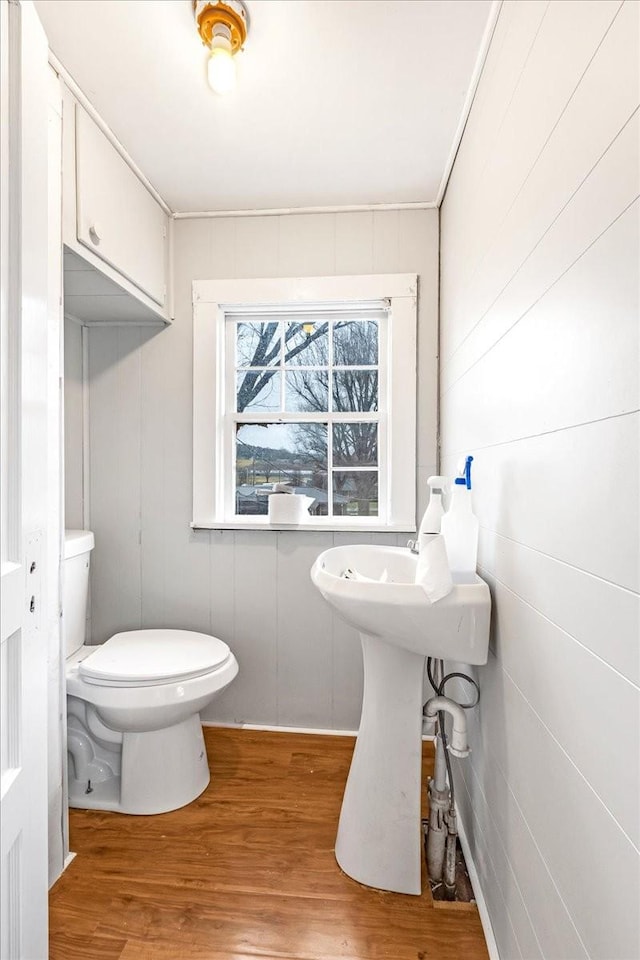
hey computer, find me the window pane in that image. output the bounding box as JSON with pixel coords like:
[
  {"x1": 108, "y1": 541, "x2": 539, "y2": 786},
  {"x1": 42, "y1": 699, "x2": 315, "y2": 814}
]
[
  {"x1": 236, "y1": 370, "x2": 281, "y2": 413},
  {"x1": 333, "y1": 423, "x2": 378, "y2": 467},
  {"x1": 235, "y1": 423, "x2": 328, "y2": 516},
  {"x1": 236, "y1": 321, "x2": 281, "y2": 367},
  {"x1": 285, "y1": 370, "x2": 329, "y2": 412},
  {"x1": 284, "y1": 321, "x2": 329, "y2": 365},
  {"x1": 333, "y1": 471, "x2": 379, "y2": 517},
  {"x1": 332, "y1": 370, "x2": 378, "y2": 412},
  {"x1": 333, "y1": 320, "x2": 378, "y2": 366}
]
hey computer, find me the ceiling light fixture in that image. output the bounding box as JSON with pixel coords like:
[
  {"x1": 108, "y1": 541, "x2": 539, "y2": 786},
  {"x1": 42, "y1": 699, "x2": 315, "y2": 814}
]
[{"x1": 193, "y1": 0, "x2": 249, "y2": 95}]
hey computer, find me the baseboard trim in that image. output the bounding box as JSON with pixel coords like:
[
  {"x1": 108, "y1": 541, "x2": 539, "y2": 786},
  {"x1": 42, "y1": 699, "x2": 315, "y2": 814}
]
[
  {"x1": 456, "y1": 803, "x2": 500, "y2": 960},
  {"x1": 202, "y1": 720, "x2": 357, "y2": 737},
  {"x1": 203, "y1": 721, "x2": 436, "y2": 742}
]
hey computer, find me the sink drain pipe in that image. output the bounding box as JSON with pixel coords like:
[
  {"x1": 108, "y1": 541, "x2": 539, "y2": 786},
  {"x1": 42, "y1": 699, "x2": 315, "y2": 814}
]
[
  {"x1": 425, "y1": 697, "x2": 470, "y2": 758},
  {"x1": 424, "y1": 659, "x2": 479, "y2": 898},
  {"x1": 425, "y1": 695, "x2": 469, "y2": 896},
  {"x1": 424, "y1": 712, "x2": 449, "y2": 884}
]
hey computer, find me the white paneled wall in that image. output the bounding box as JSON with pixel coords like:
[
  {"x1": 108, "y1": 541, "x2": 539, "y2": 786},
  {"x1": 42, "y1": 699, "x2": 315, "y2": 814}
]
[
  {"x1": 440, "y1": 2, "x2": 639, "y2": 958},
  {"x1": 84, "y1": 209, "x2": 439, "y2": 730},
  {"x1": 63, "y1": 316, "x2": 84, "y2": 530}
]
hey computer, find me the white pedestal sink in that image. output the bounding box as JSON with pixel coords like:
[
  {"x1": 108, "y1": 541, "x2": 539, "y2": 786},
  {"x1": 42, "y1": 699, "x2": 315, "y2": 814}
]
[{"x1": 311, "y1": 544, "x2": 491, "y2": 895}]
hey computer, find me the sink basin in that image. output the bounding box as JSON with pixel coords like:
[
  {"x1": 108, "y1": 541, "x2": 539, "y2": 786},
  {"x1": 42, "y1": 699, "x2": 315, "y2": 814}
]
[
  {"x1": 310, "y1": 543, "x2": 491, "y2": 896},
  {"x1": 312, "y1": 544, "x2": 491, "y2": 663}
]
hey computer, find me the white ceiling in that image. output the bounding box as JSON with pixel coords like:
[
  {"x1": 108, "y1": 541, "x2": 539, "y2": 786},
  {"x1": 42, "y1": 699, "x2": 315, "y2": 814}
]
[{"x1": 35, "y1": 0, "x2": 493, "y2": 214}]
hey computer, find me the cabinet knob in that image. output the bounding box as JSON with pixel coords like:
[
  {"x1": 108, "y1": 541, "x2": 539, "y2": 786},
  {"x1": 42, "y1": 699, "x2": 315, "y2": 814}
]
[{"x1": 89, "y1": 222, "x2": 101, "y2": 244}]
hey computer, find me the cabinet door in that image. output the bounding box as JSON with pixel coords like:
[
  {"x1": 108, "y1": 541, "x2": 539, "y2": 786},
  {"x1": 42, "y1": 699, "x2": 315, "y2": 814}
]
[{"x1": 75, "y1": 105, "x2": 167, "y2": 306}]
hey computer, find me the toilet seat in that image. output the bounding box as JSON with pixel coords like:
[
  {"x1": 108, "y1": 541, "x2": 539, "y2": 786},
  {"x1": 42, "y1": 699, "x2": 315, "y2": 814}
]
[{"x1": 79, "y1": 629, "x2": 231, "y2": 687}]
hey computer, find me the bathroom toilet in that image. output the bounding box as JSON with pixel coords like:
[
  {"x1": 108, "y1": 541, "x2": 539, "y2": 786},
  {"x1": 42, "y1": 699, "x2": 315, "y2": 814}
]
[{"x1": 64, "y1": 530, "x2": 238, "y2": 814}]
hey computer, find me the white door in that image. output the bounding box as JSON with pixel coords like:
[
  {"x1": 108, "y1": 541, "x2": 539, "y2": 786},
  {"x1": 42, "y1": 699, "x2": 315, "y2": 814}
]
[{"x1": 1, "y1": 2, "x2": 51, "y2": 958}]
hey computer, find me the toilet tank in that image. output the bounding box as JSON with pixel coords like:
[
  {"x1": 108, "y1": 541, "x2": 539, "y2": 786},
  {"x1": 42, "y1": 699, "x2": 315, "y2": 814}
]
[{"x1": 63, "y1": 530, "x2": 95, "y2": 659}]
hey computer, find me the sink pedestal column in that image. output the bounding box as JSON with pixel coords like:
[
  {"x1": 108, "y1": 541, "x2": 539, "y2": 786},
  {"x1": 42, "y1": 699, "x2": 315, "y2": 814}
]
[{"x1": 335, "y1": 633, "x2": 425, "y2": 895}]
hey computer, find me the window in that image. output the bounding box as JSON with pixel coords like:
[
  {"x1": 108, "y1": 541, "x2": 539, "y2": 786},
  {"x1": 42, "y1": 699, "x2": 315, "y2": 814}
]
[{"x1": 193, "y1": 274, "x2": 417, "y2": 531}]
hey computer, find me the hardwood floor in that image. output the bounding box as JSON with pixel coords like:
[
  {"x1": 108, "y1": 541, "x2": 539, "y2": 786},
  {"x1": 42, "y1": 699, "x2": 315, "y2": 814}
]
[{"x1": 49, "y1": 728, "x2": 489, "y2": 960}]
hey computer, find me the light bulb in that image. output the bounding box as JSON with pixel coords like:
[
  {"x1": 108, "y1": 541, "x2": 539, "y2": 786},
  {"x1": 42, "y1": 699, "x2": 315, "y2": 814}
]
[{"x1": 208, "y1": 41, "x2": 236, "y2": 94}]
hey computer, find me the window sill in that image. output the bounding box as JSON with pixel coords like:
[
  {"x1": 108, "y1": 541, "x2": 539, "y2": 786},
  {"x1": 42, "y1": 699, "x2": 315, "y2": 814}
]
[{"x1": 191, "y1": 521, "x2": 416, "y2": 534}]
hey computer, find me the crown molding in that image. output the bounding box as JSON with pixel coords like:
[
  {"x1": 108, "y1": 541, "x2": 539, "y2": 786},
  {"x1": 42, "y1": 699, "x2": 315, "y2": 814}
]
[
  {"x1": 435, "y1": 0, "x2": 503, "y2": 208},
  {"x1": 172, "y1": 201, "x2": 437, "y2": 220}
]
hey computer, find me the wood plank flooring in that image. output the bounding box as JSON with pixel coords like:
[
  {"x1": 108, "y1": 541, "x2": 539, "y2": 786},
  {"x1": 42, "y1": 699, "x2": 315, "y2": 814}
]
[{"x1": 49, "y1": 728, "x2": 489, "y2": 960}]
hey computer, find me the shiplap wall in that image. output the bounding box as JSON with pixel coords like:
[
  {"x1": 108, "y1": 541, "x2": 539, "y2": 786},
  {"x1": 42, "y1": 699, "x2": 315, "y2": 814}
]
[
  {"x1": 439, "y1": 2, "x2": 639, "y2": 958},
  {"x1": 83, "y1": 209, "x2": 438, "y2": 730},
  {"x1": 64, "y1": 316, "x2": 84, "y2": 530}
]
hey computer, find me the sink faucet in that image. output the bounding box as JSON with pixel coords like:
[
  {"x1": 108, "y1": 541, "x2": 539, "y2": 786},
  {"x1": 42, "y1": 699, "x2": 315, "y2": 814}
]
[{"x1": 406, "y1": 539, "x2": 419, "y2": 554}]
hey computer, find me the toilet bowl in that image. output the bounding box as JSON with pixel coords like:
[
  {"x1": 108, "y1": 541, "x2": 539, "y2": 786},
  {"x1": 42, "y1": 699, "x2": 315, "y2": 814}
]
[{"x1": 63, "y1": 531, "x2": 238, "y2": 814}]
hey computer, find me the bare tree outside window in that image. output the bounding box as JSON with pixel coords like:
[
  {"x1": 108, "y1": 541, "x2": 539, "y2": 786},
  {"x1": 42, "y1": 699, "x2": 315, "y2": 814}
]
[
  {"x1": 236, "y1": 321, "x2": 330, "y2": 412},
  {"x1": 235, "y1": 317, "x2": 380, "y2": 517}
]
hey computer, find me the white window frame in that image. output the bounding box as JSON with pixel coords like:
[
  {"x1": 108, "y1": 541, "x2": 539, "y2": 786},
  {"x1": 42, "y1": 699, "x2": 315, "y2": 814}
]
[{"x1": 192, "y1": 274, "x2": 417, "y2": 531}]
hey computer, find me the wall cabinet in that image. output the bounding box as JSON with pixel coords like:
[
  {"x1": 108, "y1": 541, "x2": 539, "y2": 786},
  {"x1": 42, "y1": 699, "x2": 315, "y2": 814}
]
[
  {"x1": 62, "y1": 88, "x2": 171, "y2": 325},
  {"x1": 75, "y1": 106, "x2": 167, "y2": 307}
]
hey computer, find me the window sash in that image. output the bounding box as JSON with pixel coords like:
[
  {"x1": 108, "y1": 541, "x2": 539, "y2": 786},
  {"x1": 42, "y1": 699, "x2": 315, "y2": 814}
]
[
  {"x1": 224, "y1": 303, "x2": 389, "y2": 320},
  {"x1": 225, "y1": 309, "x2": 388, "y2": 521},
  {"x1": 192, "y1": 274, "x2": 417, "y2": 531}
]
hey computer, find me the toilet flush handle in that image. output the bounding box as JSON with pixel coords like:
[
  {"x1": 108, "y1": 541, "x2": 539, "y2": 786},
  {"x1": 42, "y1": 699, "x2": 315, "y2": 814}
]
[{"x1": 88, "y1": 222, "x2": 102, "y2": 244}]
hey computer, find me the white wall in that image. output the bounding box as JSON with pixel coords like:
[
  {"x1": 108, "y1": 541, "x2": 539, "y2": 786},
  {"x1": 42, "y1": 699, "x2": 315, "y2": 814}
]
[
  {"x1": 63, "y1": 316, "x2": 84, "y2": 530},
  {"x1": 84, "y1": 209, "x2": 439, "y2": 730},
  {"x1": 439, "y1": 2, "x2": 639, "y2": 958}
]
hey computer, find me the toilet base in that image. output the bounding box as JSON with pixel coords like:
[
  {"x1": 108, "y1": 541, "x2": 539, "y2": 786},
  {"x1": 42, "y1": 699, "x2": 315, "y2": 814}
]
[{"x1": 68, "y1": 714, "x2": 211, "y2": 815}]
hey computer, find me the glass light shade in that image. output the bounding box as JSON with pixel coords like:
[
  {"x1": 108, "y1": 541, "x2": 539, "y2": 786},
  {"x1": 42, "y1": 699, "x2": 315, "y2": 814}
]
[{"x1": 208, "y1": 47, "x2": 236, "y2": 95}]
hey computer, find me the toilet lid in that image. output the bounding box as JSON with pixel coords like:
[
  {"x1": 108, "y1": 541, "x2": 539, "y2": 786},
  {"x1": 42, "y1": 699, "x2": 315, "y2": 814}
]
[{"x1": 79, "y1": 630, "x2": 231, "y2": 686}]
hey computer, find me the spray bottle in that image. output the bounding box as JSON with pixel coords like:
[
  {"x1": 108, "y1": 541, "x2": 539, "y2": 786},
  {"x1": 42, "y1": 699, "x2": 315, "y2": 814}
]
[
  {"x1": 417, "y1": 476, "x2": 447, "y2": 551},
  {"x1": 441, "y1": 455, "x2": 479, "y2": 583},
  {"x1": 414, "y1": 477, "x2": 453, "y2": 603}
]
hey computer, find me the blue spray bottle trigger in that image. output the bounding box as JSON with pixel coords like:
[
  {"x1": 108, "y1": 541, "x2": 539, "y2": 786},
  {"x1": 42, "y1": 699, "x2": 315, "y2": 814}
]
[
  {"x1": 464, "y1": 455, "x2": 474, "y2": 490},
  {"x1": 454, "y1": 455, "x2": 474, "y2": 488}
]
